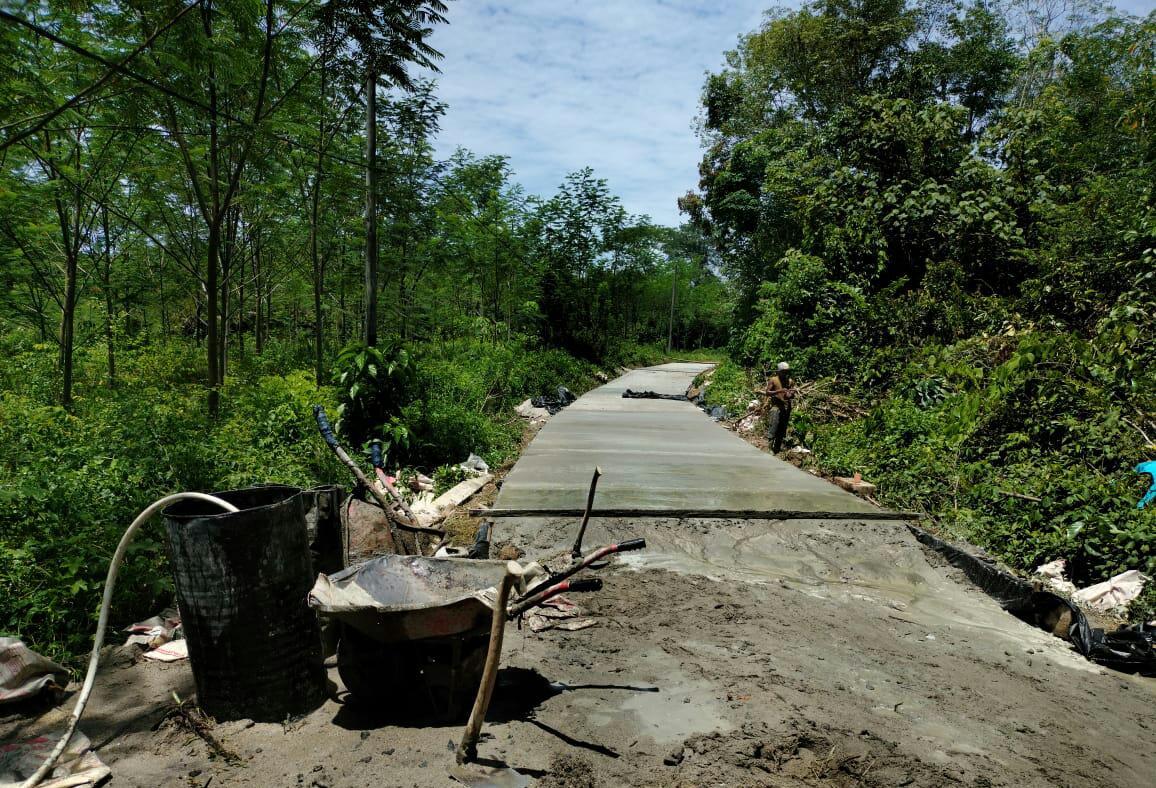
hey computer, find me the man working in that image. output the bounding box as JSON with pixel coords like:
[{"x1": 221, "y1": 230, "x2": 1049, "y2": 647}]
[{"x1": 764, "y1": 361, "x2": 794, "y2": 453}]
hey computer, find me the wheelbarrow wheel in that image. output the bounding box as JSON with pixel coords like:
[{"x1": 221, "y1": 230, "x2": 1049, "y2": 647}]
[{"x1": 337, "y1": 624, "x2": 400, "y2": 702}]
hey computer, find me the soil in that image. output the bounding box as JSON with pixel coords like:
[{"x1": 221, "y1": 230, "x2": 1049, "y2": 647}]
[
  {"x1": 6, "y1": 392, "x2": 1155, "y2": 787},
  {"x1": 5, "y1": 511, "x2": 1155, "y2": 787}
]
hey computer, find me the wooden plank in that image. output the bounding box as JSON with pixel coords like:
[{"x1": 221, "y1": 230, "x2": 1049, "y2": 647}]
[{"x1": 467, "y1": 507, "x2": 923, "y2": 521}]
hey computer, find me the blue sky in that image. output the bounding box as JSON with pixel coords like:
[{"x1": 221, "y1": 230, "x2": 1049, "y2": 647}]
[{"x1": 424, "y1": 1, "x2": 1156, "y2": 228}]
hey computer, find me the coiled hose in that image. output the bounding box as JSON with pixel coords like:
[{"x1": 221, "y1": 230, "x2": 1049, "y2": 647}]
[{"x1": 21, "y1": 492, "x2": 239, "y2": 788}]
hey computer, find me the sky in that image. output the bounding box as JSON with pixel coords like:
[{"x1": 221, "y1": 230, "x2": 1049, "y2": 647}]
[{"x1": 423, "y1": 0, "x2": 1156, "y2": 228}]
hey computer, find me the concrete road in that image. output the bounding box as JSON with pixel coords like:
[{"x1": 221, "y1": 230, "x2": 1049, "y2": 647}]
[
  {"x1": 32, "y1": 364, "x2": 1152, "y2": 787},
  {"x1": 498, "y1": 362, "x2": 878, "y2": 513},
  {"x1": 484, "y1": 363, "x2": 1156, "y2": 787}
]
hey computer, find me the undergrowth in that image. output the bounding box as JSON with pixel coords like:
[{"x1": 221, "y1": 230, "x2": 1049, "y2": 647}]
[
  {"x1": 0, "y1": 334, "x2": 688, "y2": 663},
  {"x1": 702, "y1": 331, "x2": 1156, "y2": 622}
]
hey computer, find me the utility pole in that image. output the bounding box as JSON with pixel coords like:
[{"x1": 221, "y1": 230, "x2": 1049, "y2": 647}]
[{"x1": 666, "y1": 259, "x2": 677, "y2": 354}]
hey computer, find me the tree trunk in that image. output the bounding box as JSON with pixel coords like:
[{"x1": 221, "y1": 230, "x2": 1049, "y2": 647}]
[
  {"x1": 364, "y1": 69, "x2": 378, "y2": 347},
  {"x1": 238, "y1": 235, "x2": 246, "y2": 357},
  {"x1": 312, "y1": 78, "x2": 327, "y2": 385},
  {"x1": 207, "y1": 219, "x2": 221, "y2": 418},
  {"x1": 60, "y1": 253, "x2": 77, "y2": 408},
  {"x1": 102, "y1": 205, "x2": 116, "y2": 388},
  {"x1": 254, "y1": 230, "x2": 263, "y2": 354}
]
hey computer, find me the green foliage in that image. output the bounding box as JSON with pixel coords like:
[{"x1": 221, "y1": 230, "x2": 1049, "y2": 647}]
[
  {"x1": 690, "y1": 3, "x2": 1156, "y2": 618},
  {"x1": 0, "y1": 341, "x2": 345, "y2": 663},
  {"x1": 802, "y1": 331, "x2": 1156, "y2": 611},
  {"x1": 333, "y1": 341, "x2": 415, "y2": 459},
  {"x1": 697, "y1": 360, "x2": 756, "y2": 417},
  {"x1": 431, "y1": 464, "x2": 469, "y2": 497},
  {"x1": 0, "y1": 330, "x2": 654, "y2": 662}
]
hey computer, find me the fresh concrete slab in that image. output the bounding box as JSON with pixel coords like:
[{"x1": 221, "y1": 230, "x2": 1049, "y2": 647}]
[{"x1": 497, "y1": 363, "x2": 878, "y2": 514}]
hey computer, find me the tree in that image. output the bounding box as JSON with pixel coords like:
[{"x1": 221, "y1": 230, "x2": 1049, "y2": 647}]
[
  {"x1": 310, "y1": 0, "x2": 449, "y2": 348},
  {"x1": 128, "y1": 0, "x2": 281, "y2": 416}
]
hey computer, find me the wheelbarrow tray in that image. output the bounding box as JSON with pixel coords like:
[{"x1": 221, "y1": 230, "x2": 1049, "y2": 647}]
[{"x1": 308, "y1": 555, "x2": 511, "y2": 643}]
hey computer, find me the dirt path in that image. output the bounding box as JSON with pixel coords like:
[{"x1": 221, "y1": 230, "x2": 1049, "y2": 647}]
[{"x1": 5, "y1": 365, "x2": 1155, "y2": 787}]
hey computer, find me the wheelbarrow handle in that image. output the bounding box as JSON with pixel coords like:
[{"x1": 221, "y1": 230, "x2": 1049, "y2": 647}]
[
  {"x1": 506, "y1": 577, "x2": 603, "y2": 618},
  {"x1": 566, "y1": 578, "x2": 603, "y2": 593},
  {"x1": 516, "y1": 537, "x2": 647, "y2": 603}
]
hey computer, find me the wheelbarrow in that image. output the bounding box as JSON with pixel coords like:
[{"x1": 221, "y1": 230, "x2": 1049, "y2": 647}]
[{"x1": 307, "y1": 542, "x2": 644, "y2": 721}]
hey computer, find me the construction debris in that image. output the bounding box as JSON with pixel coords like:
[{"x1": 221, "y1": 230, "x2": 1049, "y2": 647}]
[
  {"x1": 530, "y1": 386, "x2": 576, "y2": 415},
  {"x1": 515, "y1": 399, "x2": 551, "y2": 422},
  {"x1": 621, "y1": 389, "x2": 687, "y2": 401},
  {"x1": 460, "y1": 454, "x2": 490, "y2": 476},
  {"x1": 0, "y1": 727, "x2": 109, "y2": 788},
  {"x1": 0, "y1": 638, "x2": 67, "y2": 706},
  {"x1": 525, "y1": 596, "x2": 597, "y2": 633},
  {"x1": 1073, "y1": 570, "x2": 1149, "y2": 613},
  {"x1": 1034, "y1": 561, "x2": 1149, "y2": 613},
  {"x1": 141, "y1": 640, "x2": 189, "y2": 662},
  {"x1": 833, "y1": 473, "x2": 876, "y2": 498},
  {"x1": 411, "y1": 473, "x2": 493, "y2": 526},
  {"x1": 1034, "y1": 559, "x2": 1077, "y2": 596}
]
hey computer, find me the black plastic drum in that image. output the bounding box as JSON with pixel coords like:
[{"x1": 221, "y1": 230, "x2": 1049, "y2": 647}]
[{"x1": 163, "y1": 486, "x2": 326, "y2": 721}]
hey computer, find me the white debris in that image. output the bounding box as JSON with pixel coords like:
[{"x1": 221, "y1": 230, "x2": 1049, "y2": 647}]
[
  {"x1": 0, "y1": 637, "x2": 67, "y2": 705},
  {"x1": 514, "y1": 399, "x2": 551, "y2": 422},
  {"x1": 1034, "y1": 559, "x2": 1078, "y2": 596},
  {"x1": 460, "y1": 453, "x2": 490, "y2": 475},
  {"x1": 0, "y1": 727, "x2": 110, "y2": 788},
  {"x1": 1073, "y1": 570, "x2": 1149, "y2": 613},
  {"x1": 141, "y1": 639, "x2": 188, "y2": 662}
]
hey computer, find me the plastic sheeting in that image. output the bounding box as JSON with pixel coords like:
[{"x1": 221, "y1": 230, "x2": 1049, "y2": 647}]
[
  {"x1": 621, "y1": 389, "x2": 689, "y2": 401},
  {"x1": 1135, "y1": 460, "x2": 1156, "y2": 508},
  {"x1": 0, "y1": 728, "x2": 109, "y2": 788},
  {"x1": 909, "y1": 526, "x2": 1156, "y2": 676},
  {"x1": 1073, "y1": 570, "x2": 1149, "y2": 612},
  {"x1": 0, "y1": 638, "x2": 66, "y2": 706},
  {"x1": 531, "y1": 386, "x2": 577, "y2": 415}
]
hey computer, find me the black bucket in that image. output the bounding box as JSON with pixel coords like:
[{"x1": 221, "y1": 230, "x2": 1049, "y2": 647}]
[{"x1": 163, "y1": 486, "x2": 326, "y2": 722}]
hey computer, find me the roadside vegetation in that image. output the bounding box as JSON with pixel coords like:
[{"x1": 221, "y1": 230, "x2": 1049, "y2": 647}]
[
  {"x1": 0, "y1": 2, "x2": 726, "y2": 662},
  {"x1": 689, "y1": 1, "x2": 1155, "y2": 618},
  {"x1": 3, "y1": 0, "x2": 1153, "y2": 662}
]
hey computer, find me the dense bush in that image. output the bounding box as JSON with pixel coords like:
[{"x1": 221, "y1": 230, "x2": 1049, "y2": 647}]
[
  {"x1": 0, "y1": 334, "x2": 679, "y2": 662},
  {"x1": 705, "y1": 329, "x2": 1156, "y2": 620}
]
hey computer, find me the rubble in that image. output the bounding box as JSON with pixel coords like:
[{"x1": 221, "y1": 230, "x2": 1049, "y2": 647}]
[{"x1": 833, "y1": 472, "x2": 876, "y2": 498}]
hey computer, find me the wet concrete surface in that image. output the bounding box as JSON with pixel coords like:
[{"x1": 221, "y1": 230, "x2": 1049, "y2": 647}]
[
  {"x1": 498, "y1": 363, "x2": 878, "y2": 514},
  {"x1": 484, "y1": 364, "x2": 1156, "y2": 785}
]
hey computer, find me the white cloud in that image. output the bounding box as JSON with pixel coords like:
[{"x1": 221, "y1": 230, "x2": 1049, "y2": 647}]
[
  {"x1": 423, "y1": 0, "x2": 1156, "y2": 226},
  {"x1": 423, "y1": 0, "x2": 769, "y2": 226}
]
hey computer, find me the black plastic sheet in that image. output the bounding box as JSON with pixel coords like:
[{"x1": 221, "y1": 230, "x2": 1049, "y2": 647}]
[
  {"x1": 531, "y1": 385, "x2": 577, "y2": 414},
  {"x1": 909, "y1": 524, "x2": 1155, "y2": 676},
  {"x1": 621, "y1": 389, "x2": 688, "y2": 401}
]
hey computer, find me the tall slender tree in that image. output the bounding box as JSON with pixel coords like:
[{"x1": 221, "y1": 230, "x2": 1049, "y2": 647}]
[{"x1": 311, "y1": 0, "x2": 449, "y2": 347}]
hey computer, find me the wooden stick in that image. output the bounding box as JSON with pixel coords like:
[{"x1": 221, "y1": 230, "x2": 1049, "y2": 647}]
[
  {"x1": 471, "y1": 507, "x2": 925, "y2": 521},
  {"x1": 456, "y1": 564, "x2": 518, "y2": 764},
  {"x1": 570, "y1": 466, "x2": 603, "y2": 559}
]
